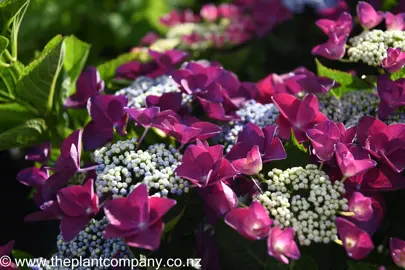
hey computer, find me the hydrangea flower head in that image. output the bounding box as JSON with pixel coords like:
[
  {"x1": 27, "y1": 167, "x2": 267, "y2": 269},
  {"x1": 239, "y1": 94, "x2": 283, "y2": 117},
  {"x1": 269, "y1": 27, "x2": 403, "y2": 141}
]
[
  {"x1": 357, "y1": 1, "x2": 384, "y2": 30},
  {"x1": 272, "y1": 93, "x2": 328, "y2": 142},
  {"x1": 65, "y1": 67, "x2": 104, "y2": 109},
  {"x1": 267, "y1": 227, "x2": 300, "y2": 264},
  {"x1": 103, "y1": 184, "x2": 176, "y2": 250},
  {"x1": 390, "y1": 237, "x2": 405, "y2": 268},
  {"x1": 224, "y1": 201, "x2": 273, "y2": 240},
  {"x1": 335, "y1": 217, "x2": 374, "y2": 260}
]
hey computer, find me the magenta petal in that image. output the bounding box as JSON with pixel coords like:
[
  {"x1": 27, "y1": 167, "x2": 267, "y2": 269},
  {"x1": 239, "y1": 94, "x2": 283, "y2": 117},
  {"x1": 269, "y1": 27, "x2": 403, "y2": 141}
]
[
  {"x1": 17, "y1": 167, "x2": 48, "y2": 188},
  {"x1": 148, "y1": 197, "x2": 176, "y2": 225},
  {"x1": 127, "y1": 184, "x2": 149, "y2": 224},
  {"x1": 0, "y1": 241, "x2": 14, "y2": 256},
  {"x1": 203, "y1": 181, "x2": 238, "y2": 217},
  {"x1": 335, "y1": 217, "x2": 374, "y2": 260},
  {"x1": 357, "y1": 1, "x2": 385, "y2": 29},
  {"x1": 60, "y1": 216, "x2": 91, "y2": 241},
  {"x1": 83, "y1": 121, "x2": 113, "y2": 151},
  {"x1": 224, "y1": 207, "x2": 250, "y2": 237},
  {"x1": 125, "y1": 221, "x2": 165, "y2": 251},
  {"x1": 268, "y1": 227, "x2": 300, "y2": 264},
  {"x1": 385, "y1": 12, "x2": 405, "y2": 31},
  {"x1": 103, "y1": 198, "x2": 136, "y2": 230},
  {"x1": 390, "y1": 237, "x2": 405, "y2": 268}
]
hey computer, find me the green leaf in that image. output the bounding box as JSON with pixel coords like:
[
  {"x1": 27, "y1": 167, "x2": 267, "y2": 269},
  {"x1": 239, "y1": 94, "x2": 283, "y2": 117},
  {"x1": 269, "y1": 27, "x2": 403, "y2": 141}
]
[
  {"x1": 12, "y1": 249, "x2": 32, "y2": 259},
  {"x1": 96, "y1": 51, "x2": 148, "y2": 82},
  {"x1": 0, "y1": 102, "x2": 33, "y2": 132},
  {"x1": 164, "y1": 206, "x2": 185, "y2": 233},
  {"x1": 347, "y1": 261, "x2": 381, "y2": 270},
  {"x1": 63, "y1": 35, "x2": 91, "y2": 95},
  {"x1": 0, "y1": 35, "x2": 8, "y2": 58},
  {"x1": 0, "y1": 118, "x2": 47, "y2": 150},
  {"x1": 15, "y1": 35, "x2": 65, "y2": 115},
  {"x1": 315, "y1": 59, "x2": 370, "y2": 98},
  {"x1": 12, "y1": 249, "x2": 32, "y2": 270},
  {"x1": 0, "y1": 0, "x2": 29, "y2": 34},
  {"x1": 0, "y1": 60, "x2": 23, "y2": 96},
  {"x1": 390, "y1": 67, "x2": 405, "y2": 81}
]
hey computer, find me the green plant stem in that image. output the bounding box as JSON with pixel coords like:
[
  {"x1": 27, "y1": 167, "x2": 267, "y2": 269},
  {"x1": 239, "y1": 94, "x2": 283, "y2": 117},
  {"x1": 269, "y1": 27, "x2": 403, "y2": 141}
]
[{"x1": 255, "y1": 173, "x2": 266, "y2": 183}]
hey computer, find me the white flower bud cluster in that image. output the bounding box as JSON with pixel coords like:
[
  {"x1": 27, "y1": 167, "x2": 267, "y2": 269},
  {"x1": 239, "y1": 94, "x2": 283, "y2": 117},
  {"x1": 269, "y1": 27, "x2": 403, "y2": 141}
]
[
  {"x1": 318, "y1": 91, "x2": 380, "y2": 127},
  {"x1": 115, "y1": 75, "x2": 183, "y2": 109},
  {"x1": 94, "y1": 139, "x2": 187, "y2": 198},
  {"x1": 348, "y1": 30, "x2": 405, "y2": 66},
  {"x1": 217, "y1": 100, "x2": 279, "y2": 152},
  {"x1": 254, "y1": 164, "x2": 348, "y2": 246},
  {"x1": 55, "y1": 218, "x2": 131, "y2": 270}
]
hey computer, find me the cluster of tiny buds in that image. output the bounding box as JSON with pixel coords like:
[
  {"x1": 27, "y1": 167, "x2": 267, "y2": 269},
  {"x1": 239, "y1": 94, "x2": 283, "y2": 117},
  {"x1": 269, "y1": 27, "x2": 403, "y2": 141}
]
[
  {"x1": 94, "y1": 139, "x2": 188, "y2": 198},
  {"x1": 218, "y1": 100, "x2": 279, "y2": 152},
  {"x1": 115, "y1": 75, "x2": 181, "y2": 109},
  {"x1": 318, "y1": 91, "x2": 380, "y2": 127},
  {"x1": 348, "y1": 30, "x2": 405, "y2": 66},
  {"x1": 255, "y1": 164, "x2": 348, "y2": 246},
  {"x1": 55, "y1": 218, "x2": 130, "y2": 269}
]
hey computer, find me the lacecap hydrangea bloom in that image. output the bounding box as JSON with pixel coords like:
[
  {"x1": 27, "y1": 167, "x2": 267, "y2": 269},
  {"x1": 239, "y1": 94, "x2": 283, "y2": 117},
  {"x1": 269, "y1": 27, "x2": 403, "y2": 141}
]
[
  {"x1": 255, "y1": 164, "x2": 348, "y2": 246},
  {"x1": 94, "y1": 139, "x2": 187, "y2": 198}
]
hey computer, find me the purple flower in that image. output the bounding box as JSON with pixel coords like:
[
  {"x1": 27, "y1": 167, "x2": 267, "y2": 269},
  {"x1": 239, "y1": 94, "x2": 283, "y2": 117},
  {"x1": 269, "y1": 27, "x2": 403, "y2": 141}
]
[
  {"x1": 224, "y1": 201, "x2": 272, "y2": 240},
  {"x1": 26, "y1": 179, "x2": 100, "y2": 241},
  {"x1": 377, "y1": 75, "x2": 405, "y2": 119},
  {"x1": 127, "y1": 107, "x2": 161, "y2": 128},
  {"x1": 296, "y1": 73, "x2": 338, "y2": 94},
  {"x1": 382, "y1": 48, "x2": 405, "y2": 73},
  {"x1": 57, "y1": 179, "x2": 100, "y2": 241},
  {"x1": 357, "y1": 1, "x2": 384, "y2": 29},
  {"x1": 256, "y1": 72, "x2": 302, "y2": 103},
  {"x1": 390, "y1": 237, "x2": 405, "y2": 268},
  {"x1": 103, "y1": 184, "x2": 176, "y2": 250},
  {"x1": 140, "y1": 32, "x2": 159, "y2": 46},
  {"x1": 267, "y1": 227, "x2": 301, "y2": 264},
  {"x1": 25, "y1": 142, "x2": 51, "y2": 163},
  {"x1": 148, "y1": 49, "x2": 189, "y2": 74},
  {"x1": 335, "y1": 217, "x2": 374, "y2": 260},
  {"x1": 335, "y1": 143, "x2": 376, "y2": 178},
  {"x1": 231, "y1": 145, "x2": 263, "y2": 175},
  {"x1": 201, "y1": 181, "x2": 238, "y2": 219},
  {"x1": 16, "y1": 166, "x2": 49, "y2": 206},
  {"x1": 171, "y1": 63, "x2": 223, "y2": 96},
  {"x1": 201, "y1": 4, "x2": 219, "y2": 22},
  {"x1": 337, "y1": 122, "x2": 356, "y2": 144},
  {"x1": 358, "y1": 116, "x2": 405, "y2": 173},
  {"x1": 83, "y1": 95, "x2": 128, "y2": 151},
  {"x1": 316, "y1": 12, "x2": 353, "y2": 38},
  {"x1": 218, "y1": 3, "x2": 240, "y2": 18},
  {"x1": 307, "y1": 120, "x2": 341, "y2": 161},
  {"x1": 175, "y1": 141, "x2": 237, "y2": 187},
  {"x1": 227, "y1": 123, "x2": 286, "y2": 164},
  {"x1": 197, "y1": 97, "x2": 239, "y2": 121},
  {"x1": 152, "y1": 113, "x2": 222, "y2": 146},
  {"x1": 43, "y1": 130, "x2": 90, "y2": 198},
  {"x1": 146, "y1": 92, "x2": 183, "y2": 113},
  {"x1": 348, "y1": 192, "x2": 373, "y2": 222},
  {"x1": 272, "y1": 93, "x2": 328, "y2": 143},
  {"x1": 0, "y1": 241, "x2": 17, "y2": 269},
  {"x1": 64, "y1": 67, "x2": 104, "y2": 109},
  {"x1": 312, "y1": 32, "x2": 348, "y2": 60},
  {"x1": 385, "y1": 12, "x2": 405, "y2": 30},
  {"x1": 116, "y1": 61, "x2": 158, "y2": 80}
]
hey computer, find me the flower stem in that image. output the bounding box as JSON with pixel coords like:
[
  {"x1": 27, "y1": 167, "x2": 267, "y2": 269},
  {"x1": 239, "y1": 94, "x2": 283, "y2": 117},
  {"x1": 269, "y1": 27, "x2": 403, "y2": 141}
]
[
  {"x1": 319, "y1": 161, "x2": 324, "y2": 171},
  {"x1": 177, "y1": 143, "x2": 185, "y2": 151},
  {"x1": 255, "y1": 173, "x2": 266, "y2": 183},
  {"x1": 340, "y1": 176, "x2": 348, "y2": 183},
  {"x1": 136, "y1": 127, "x2": 149, "y2": 151},
  {"x1": 334, "y1": 239, "x2": 343, "y2": 246},
  {"x1": 78, "y1": 165, "x2": 99, "y2": 173},
  {"x1": 339, "y1": 211, "x2": 355, "y2": 217}
]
